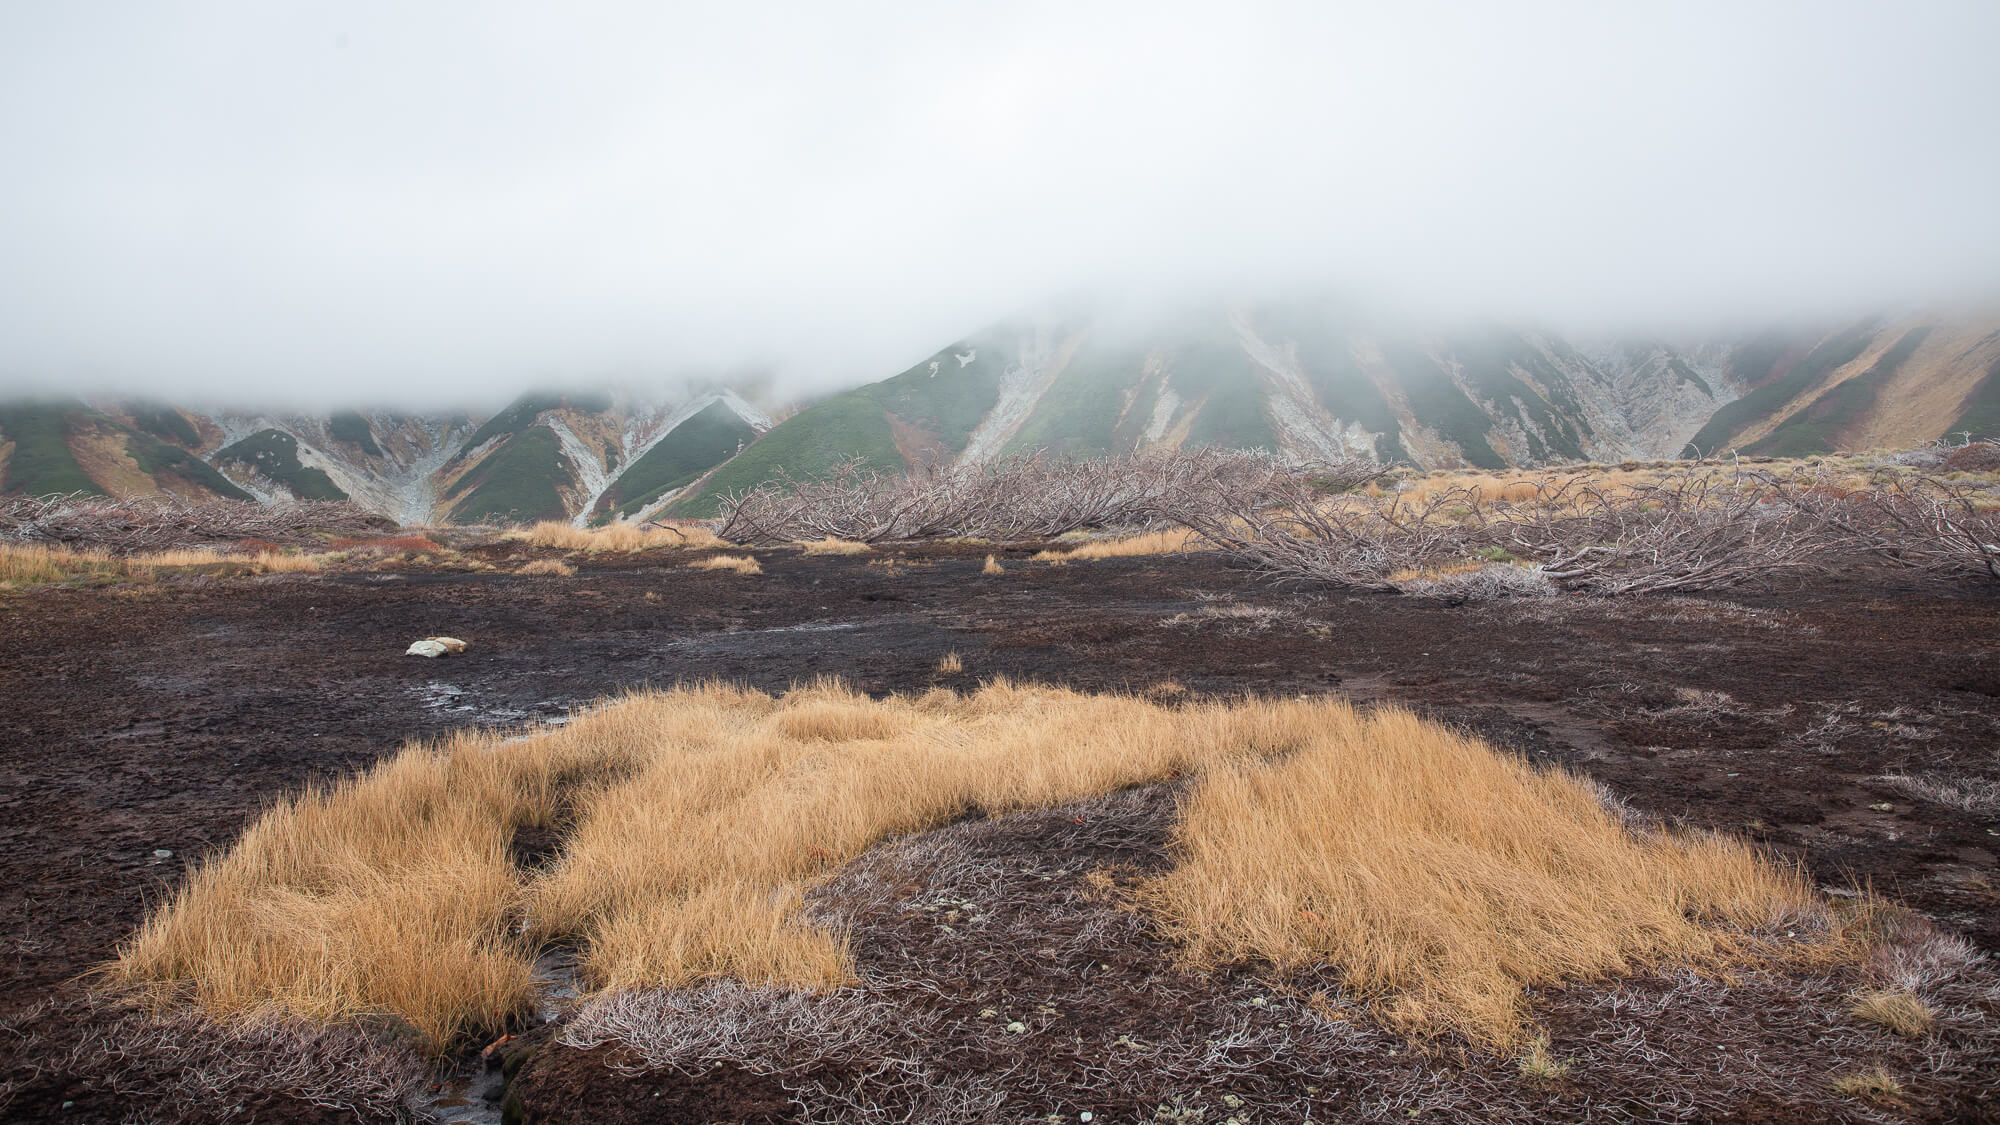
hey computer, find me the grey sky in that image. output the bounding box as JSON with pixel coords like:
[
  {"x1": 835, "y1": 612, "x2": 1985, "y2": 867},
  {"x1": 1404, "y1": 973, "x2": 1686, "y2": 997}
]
[{"x1": 2, "y1": 1, "x2": 1997, "y2": 407}]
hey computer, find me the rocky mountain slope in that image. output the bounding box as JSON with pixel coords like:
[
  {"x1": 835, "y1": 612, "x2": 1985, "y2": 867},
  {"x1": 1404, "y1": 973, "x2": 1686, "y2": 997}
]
[
  {"x1": 5, "y1": 304, "x2": 1995, "y2": 526},
  {"x1": 665, "y1": 304, "x2": 2000, "y2": 515}
]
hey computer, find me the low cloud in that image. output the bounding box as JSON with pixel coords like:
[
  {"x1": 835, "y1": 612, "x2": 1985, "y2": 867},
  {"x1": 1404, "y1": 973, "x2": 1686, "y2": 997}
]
[{"x1": 2, "y1": 1, "x2": 1996, "y2": 407}]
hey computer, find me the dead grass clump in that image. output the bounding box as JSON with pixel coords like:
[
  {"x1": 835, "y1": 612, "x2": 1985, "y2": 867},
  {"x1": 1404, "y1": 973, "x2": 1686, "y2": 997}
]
[
  {"x1": 1146, "y1": 706, "x2": 1818, "y2": 1047},
  {"x1": 328, "y1": 535, "x2": 442, "y2": 554},
  {"x1": 936, "y1": 651, "x2": 964, "y2": 675},
  {"x1": 0, "y1": 542, "x2": 322, "y2": 586},
  {"x1": 247, "y1": 550, "x2": 322, "y2": 573},
  {"x1": 516, "y1": 558, "x2": 577, "y2": 577},
  {"x1": 110, "y1": 722, "x2": 627, "y2": 1046},
  {"x1": 1516, "y1": 1034, "x2": 1571, "y2": 1082},
  {"x1": 798, "y1": 537, "x2": 871, "y2": 556},
  {"x1": 0, "y1": 542, "x2": 116, "y2": 585},
  {"x1": 1877, "y1": 770, "x2": 2000, "y2": 814},
  {"x1": 688, "y1": 553, "x2": 762, "y2": 575},
  {"x1": 1830, "y1": 1066, "x2": 1905, "y2": 1103},
  {"x1": 982, "y1": 554, "x2": 1005, "y2": 575},
  {"x1": 508, "y1": 521, "x2": 730, "y2": 552},
  {"x1": 1031, "y1": 528, "x2": 1200, "y2": 560},
  {"x1": 114, "y1": 682, "x2": 1824, "y2": 1057},
  {"x1": 1849, "y1": 988, "x2": 1937, "y2": 1037}
]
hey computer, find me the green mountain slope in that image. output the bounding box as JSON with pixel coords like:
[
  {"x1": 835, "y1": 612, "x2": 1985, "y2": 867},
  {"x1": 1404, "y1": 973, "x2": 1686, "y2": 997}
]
[
  {"x1": 214, "y1": 430, "x2": 349, "y2": 501},
  {"x1": 443, "y1": 424, "x2": 574, "y2": 523},
  {"x1": 593, "y1": 400, "x2": 757, "y2": 522},
  {"x1": 1, "y1": 401, "x2": 251, "y2": 500},
  {"x1": 669, "y1": 338, "x2": 1016, "y2": 516}
]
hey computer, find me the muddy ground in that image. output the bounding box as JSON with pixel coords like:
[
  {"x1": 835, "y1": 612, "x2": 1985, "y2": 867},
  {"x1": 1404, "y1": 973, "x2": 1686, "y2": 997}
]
[{"x1": 2, "y1": 544, "x2": 1997, "y2": 1122}]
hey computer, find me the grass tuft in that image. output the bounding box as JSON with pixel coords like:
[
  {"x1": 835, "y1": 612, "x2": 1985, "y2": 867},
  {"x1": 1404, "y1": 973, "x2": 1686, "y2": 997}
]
[
  {"x1": 516, "y1": 559, "x2": 576, "y2": 577},
  {"x1": 1516, "y1": 1034, "x2": 1571, "y2": 1082},
  {"x1": 1031, "y1": 528, "x2": 1201, "y2": 561},
  {"x1": 936, "y1": 652, "x2": 964, "y2": 675},
  {"x1": 982, "y1": 554, "x2": 1005, "y2": 576},
  {"x1": 1830, "y1": 1066, "x2": 1904, "y2": 1103},
  {"x1": 508, "y1": 521, "x2": 730, "y2": 552},
  {"x1": 1144, "y1": 705, "x2": 1819, "y2": 1046},
  {"x1": 112, "y1": 684, "x2": 1823, "y2": 1054},
  {"x1": 1849, "y1": 988, "x2": 1936, "y2": 1037},
  {"x1": 798, "y1": 537, "x2": 871, "y2": 556},
  {"x1": 688, "y1": 553, "x2": 763, "y2": 575}
]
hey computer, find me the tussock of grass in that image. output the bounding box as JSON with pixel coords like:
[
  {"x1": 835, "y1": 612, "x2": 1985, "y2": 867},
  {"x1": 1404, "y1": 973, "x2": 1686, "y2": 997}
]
[
  {"x1": 982, "y1": 554, "x2": 1005, "y2": 575},
  {"x1": 509, "y1": 520, "x2": 729, "y2": 552},
  {"x1": 516, "y1": 558, "x2": 576, "y2": 577},
  {"x1": 1517, "y1": 1034, "x2": 1571, "y2": 1082},
  {"x1": 0, "y1": 542, "x2": 321, "y2": 586},
  {"x1": 1030, "y1": 528, "x2": 1200, "y2": 561},
  {"x1": 936, "y1": 652, "x2": 964, "y2": 675},
  {"x1": 798, "y1": 537, "x2": 871, "y2": 556},
  {"x1": 688, "y1": 553, "x2": 762, "y2": 575},
  {"x1": 1831, "y1": 1066, "x2": 1904, "y2": 1103},
  {"x1": 113, "y1": 683, "x2": 1821, "y2": 1055},
  {"x1": 1850, "y1": 988, "x2": 1936, "y2": 1037},
  {"x1": 0, "y1": 542, "x2": 116, "y2": 585},
  {"x1": 1146, "y1": 706, "x2": 1818, "y2": 1046}
]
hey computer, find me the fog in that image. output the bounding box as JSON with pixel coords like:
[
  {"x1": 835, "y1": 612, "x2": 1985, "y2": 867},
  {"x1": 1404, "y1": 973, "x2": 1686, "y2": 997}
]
[{"x1": 3, "y1": 1, "x2": 1997, "y2": 408}]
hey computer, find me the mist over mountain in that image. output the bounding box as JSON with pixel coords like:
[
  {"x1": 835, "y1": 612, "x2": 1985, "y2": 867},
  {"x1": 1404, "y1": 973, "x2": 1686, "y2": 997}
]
[
  {"x1": 7, "y1": 301, "x2": 1996, "y2": 526},
  {"x1": 3, "y1": 3, "x2": 1998, "y2": 407}
]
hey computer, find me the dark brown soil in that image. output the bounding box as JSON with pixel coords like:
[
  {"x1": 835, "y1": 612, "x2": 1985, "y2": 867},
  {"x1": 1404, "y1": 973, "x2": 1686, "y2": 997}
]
[{"x1": 3, "y1": 545, "x2": 1997, "y2": 1122}]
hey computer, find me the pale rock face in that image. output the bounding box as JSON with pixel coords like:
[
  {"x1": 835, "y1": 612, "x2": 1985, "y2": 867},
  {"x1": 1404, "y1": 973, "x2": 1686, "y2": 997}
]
[{"x1": 1582, "y1": 342, "x2": 1738, "y2": 460}]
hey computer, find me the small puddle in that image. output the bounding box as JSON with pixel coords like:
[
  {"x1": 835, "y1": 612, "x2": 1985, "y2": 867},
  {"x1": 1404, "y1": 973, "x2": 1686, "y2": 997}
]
[
  {"x1": 415, "y1": 948, "x2": 586, "y2": 1124},
  {"x1": 414, "y1": 681, "x2": 574, "y2": 726}
]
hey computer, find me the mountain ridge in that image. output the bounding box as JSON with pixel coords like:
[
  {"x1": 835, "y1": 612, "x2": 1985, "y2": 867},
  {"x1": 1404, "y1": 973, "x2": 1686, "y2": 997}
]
[{"x1": 6, "y1": 304, "x2": 1997, "y2": 526}]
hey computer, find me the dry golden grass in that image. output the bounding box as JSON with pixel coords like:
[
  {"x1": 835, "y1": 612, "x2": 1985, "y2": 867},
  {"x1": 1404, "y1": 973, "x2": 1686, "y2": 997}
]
[
  {"x1": 982, "y1": 554, "x2": 1005, "y2": 575},
  {"x1": 936, "y1": 652, "x2": 964, "y2": 675},
  {"x1": 1831, "y1": 1067, "x2": 1905, "y2": 1103},
  {"x1": 1516, "y1": 1034, "x2": 1571, "y2": 1082},
  {"x1": 0, "y1": 542, "x2": 113, "y2": 585},
  {"x1": 516, "y1": 559, "x2": 577, "y2": 577},
  {"x1": 1383, "y1": 557, "x2": 1490, "y2": 584},
  {"x1": 1146, "y1": 705, "x2": 1817, "y2": 1046},
  {"x1": 1850, "y1": 989, "x2": 1936, "y2": 1037},
  {"x1": 246, "y1": 550, "x2": 323, "y2": 573},
  {"x1": 798, "y1": 537, "x2": 871, "y2": 556},
  {"x1": 688, "y1": 553, "x2": 762, "y2": 575},
  {"x1": 0, "y1": 543, "x2": 321, "y2": 586},
  {"x1": 508, "y1": 520, "x2": 730, "y2": 552},
  {"x1": 113, "y1": 682, "x2": 1823, "y2": 1054},
  {"x1": 1031, "y1": 528, "x2": 1202, "y2": 561}
]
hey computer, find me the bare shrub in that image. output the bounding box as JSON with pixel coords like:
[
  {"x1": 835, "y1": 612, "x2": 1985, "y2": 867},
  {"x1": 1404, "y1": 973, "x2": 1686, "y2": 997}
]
[
  {"x1": 1482, "y1": 469, "x2": 1832, "y2": 595},
  {"x1": 715, "y1": 449, "x2": 1314, "y2": 545},
  {"x1": 1797, "y1": 472, "x2": 2000, "y2": 581},
  {"x1": 1168, "y1": 471, "x2": 1467, "y2": 591},
  {"x1": 1, "y1": 493, "x2": 387, "y2": 553}
]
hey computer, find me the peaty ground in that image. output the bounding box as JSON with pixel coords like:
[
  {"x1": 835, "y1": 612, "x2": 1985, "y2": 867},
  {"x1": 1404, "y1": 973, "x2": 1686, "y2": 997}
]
[{"x1": 2, "y1": 542, "x2": 1997, "y2": 1122}]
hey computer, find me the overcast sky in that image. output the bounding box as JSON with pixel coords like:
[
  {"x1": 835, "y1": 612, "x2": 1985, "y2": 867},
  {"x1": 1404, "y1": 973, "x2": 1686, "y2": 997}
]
[{"x1": 2, "y1": 1, "x2": 1997, "y2": 407}]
